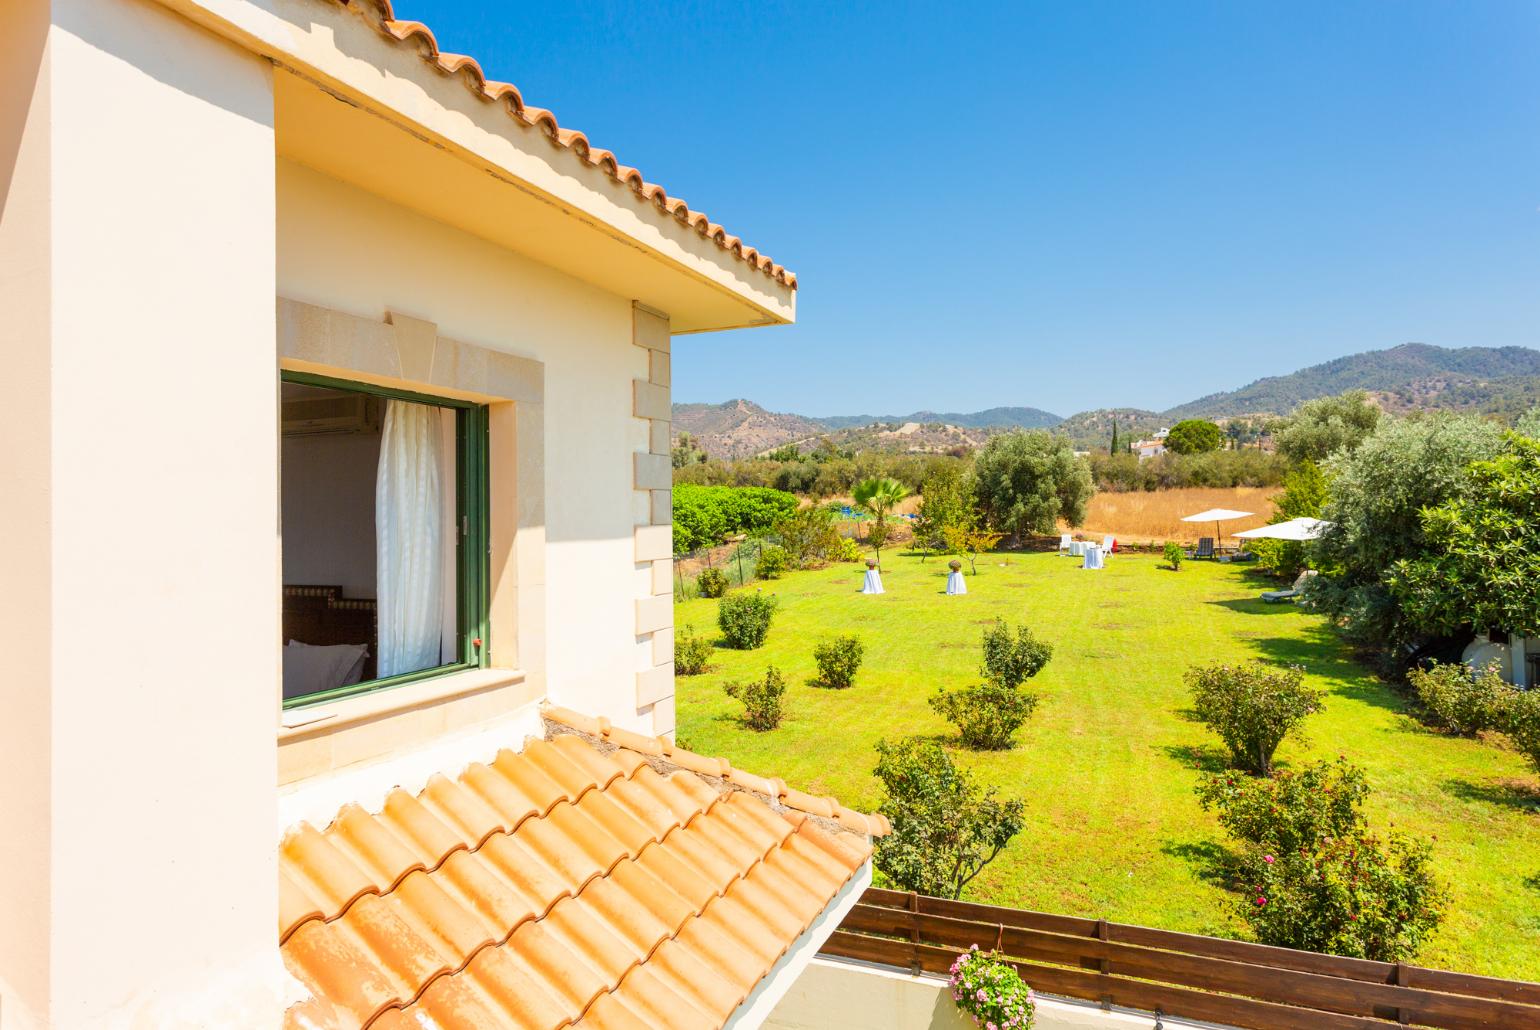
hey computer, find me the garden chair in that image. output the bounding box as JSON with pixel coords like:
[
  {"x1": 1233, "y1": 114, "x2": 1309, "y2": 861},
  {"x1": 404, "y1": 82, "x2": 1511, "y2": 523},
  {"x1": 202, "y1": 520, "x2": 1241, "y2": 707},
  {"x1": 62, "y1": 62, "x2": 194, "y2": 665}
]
[
  {"x1": 1101, "y1": 534, "x2": 1115, "y2": 555},
  {"x1": 1058, "y1": 533, "x2": 1072, "y2": 555},
  {"x1": 1187, "y1": 537, "x2": 1215, "y2": 560},
  {"x1": 1262, "y1": 569, "x2": 1317, "y2": 603}
]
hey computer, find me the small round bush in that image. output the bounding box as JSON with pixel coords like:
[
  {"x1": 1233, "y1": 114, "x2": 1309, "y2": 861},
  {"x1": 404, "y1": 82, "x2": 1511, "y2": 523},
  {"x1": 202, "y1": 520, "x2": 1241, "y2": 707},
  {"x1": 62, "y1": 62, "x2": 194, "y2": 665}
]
[
  {"x1": 1187, "y1": 660, "x2": 1322, "y2": 776},
  {"x1": 724, "y1": 666, "x2": 786, "y2": 731},
  {"x1": 1504, "y1": 688, "x2": 1540, "y2": 776},
  {"x1": 675, "y1": 625, "x2": 714, "y2": 676},
  {"x1": 1164, "y1": 541, "x2": 1184, "y2": 570},
  {"x1": 931, "y1": 682, "x2": 1040, "y2": 750},
  {"x1": 696, "y1": 567, "x2": 729, "y2": 599},
  {"x1": 1408, "y1": 660, "x2": 1512, "y2": 736},
  {"x1": 717, "y1": 591, "x2": 777, "y2": 649},
  {"x1": 949, "y1": 947, "x2": 1035, "y2": 1029},
  {"x1": 980, "y1": 619, "x2": 1053, "y2": 689},
  {"x1": 812, "y1": 634, "x2": 865, "y2": 689},
  {"x1": 833, "y1": 536, "x2": 864, "y2": 563},
  {"x1": 756, "y1": 544, "x2": 790, "y2": 580}
]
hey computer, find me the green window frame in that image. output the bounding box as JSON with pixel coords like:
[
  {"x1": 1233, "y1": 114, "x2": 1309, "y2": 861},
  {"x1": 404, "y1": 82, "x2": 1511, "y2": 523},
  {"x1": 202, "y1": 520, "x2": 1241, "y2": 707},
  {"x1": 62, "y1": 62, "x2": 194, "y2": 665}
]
[{"x1": 280, "y1": 370, "x2": 490, "y2": 709}]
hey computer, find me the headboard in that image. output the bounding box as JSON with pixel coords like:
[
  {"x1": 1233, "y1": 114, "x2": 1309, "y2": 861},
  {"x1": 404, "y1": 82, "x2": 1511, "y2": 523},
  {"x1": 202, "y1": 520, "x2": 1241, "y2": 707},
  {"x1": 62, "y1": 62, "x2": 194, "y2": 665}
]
[{"x1": 282, "y1": 585, "x2": 378, "y2": 682}]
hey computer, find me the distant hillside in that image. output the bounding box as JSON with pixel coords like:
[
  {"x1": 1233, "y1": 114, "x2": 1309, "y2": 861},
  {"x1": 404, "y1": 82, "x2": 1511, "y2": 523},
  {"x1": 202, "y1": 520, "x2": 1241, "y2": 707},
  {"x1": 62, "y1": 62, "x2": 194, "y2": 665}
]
[
  {"x1": 819, "y1": 406, "x2": 1062, "y2": 431},
  {"x1": 1163, "y1": 343, "x2": 1540, "y2": 419},
  {"x1": 671, "y1": 399, "x2": 825, "y2": 458},
  {"x1": 1053, "y1": 409, "x2": 1166, "y2": 451}
]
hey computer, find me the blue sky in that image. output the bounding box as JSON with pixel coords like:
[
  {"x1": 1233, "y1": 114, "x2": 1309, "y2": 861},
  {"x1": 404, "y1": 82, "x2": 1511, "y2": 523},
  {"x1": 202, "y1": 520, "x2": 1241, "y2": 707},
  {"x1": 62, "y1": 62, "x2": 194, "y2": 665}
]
[{"x1": 396, "y1": 1, "x2": 1540, "y2": 417}]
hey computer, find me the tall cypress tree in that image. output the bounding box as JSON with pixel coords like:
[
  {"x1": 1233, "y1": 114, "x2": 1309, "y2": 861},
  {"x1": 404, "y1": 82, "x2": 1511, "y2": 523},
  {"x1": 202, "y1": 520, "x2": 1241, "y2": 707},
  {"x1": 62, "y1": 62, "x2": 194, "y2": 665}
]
[{"x1": 1110, "y1": 418, "x2": 1120, "y2": 454}]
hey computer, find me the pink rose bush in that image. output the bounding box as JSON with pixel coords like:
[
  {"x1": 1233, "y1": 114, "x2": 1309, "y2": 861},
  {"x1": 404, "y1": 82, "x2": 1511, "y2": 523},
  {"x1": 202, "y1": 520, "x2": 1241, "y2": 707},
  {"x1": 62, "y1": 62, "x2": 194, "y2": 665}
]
[{"x1": 948, "y1": 946, "x2": 1035, "y2": 1029}]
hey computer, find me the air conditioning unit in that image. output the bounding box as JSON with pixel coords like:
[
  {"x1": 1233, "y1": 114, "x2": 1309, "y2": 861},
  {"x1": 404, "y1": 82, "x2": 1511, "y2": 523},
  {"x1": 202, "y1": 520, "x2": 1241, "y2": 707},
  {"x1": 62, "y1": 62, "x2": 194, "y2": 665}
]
[{"x1": 282, "y1": 393, "x2": 375, "y2": 436}]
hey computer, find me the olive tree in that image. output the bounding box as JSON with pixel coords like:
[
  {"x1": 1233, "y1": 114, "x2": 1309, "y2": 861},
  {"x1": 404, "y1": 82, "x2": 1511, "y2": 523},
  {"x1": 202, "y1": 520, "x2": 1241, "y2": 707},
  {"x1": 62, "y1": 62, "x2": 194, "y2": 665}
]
[
  {"x1": 1273, "y1": 391, "x2": 1381, "y2": 464},
  {"x1": 971, "y1": 431, "x2": 1093, "y2": 544}
]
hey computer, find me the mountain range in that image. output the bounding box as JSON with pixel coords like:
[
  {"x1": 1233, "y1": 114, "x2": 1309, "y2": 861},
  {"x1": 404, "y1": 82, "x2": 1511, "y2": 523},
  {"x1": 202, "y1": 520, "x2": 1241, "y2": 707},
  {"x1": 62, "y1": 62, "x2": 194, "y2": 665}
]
[{"x1": 675, "y1": 343, "x2": 1540, "y2": 458}]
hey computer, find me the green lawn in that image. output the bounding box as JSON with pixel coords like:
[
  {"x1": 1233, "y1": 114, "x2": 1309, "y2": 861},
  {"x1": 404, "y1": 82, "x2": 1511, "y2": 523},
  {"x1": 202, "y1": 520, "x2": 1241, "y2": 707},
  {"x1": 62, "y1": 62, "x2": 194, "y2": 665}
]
[{"x1": 674, "y1": 550, "x2": 1540, "y2": 980}]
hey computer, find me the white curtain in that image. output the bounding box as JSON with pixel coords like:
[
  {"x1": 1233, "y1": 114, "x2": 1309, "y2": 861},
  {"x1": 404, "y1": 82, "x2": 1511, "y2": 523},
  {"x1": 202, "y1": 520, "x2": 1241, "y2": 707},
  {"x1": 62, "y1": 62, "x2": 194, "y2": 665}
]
[{"x1": 376, "y1": 400, "x2": 444, "y2": 677}]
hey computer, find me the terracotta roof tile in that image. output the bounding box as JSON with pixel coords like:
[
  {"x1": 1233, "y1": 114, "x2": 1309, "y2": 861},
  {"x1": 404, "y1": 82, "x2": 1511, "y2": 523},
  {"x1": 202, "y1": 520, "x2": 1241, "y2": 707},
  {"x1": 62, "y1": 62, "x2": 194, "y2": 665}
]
[
  {"x1": 326, "y1": 0, "x2": 796, "y2": 291},
  {"x1": 542, "y1": 705, "x2": 890, "y2": 839},
  {"x1": 282, "y1": 717, "x2": 871, "y2": 1028}
]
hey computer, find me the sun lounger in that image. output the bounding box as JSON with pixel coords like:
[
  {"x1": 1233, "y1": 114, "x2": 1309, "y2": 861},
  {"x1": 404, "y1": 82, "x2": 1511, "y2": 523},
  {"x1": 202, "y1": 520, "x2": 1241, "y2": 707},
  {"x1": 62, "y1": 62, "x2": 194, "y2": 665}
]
[
  {"x1": 1262, "y1": 569, "x2": 1317, "y2": 603},
  {"x1": 1187, "y1": 537, "x2": 1215, "y2": 560}
]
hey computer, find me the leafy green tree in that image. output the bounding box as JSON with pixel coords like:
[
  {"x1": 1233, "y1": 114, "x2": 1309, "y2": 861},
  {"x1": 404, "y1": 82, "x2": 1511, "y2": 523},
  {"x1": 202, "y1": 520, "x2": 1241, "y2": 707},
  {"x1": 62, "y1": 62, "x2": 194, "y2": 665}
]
[
  {"x1": 1311, "y1": 414, "x2": 1505, "y2": 671},
  {"x1": 872, "y1": 737, "x2": 1025, "y2": 899},
  {"x1": 1273, "y1": 391, "x2": 1381, "y2": 464},
  {"x1": 1251, "y1": 460, "x2": 1329, "y2": 578},
  {"x1": 671, "y1": 431, "x2": 708, "y2": 468},
  {"x1": 912, "y1": 464, "x2": 970, "y2": 561},
  {"x1": 1110, "y1": 419, "x2": 1121, "y2": 455},
  {"x1": 853, "y1": 476, "x2": 910, "y2": 564},
  {"x1": 1165, "y1": 419, "x2": 1224, "y2": 455},
  {"x1": 971, "y1": 431, "x2": 1094, "y2": 543},
  {"x1": 1517, "y1": 405, "x2": 1540, "y2": 438},
  {"x1": 1390, "y1": 432, "x2": 1540, "y2": 639}
]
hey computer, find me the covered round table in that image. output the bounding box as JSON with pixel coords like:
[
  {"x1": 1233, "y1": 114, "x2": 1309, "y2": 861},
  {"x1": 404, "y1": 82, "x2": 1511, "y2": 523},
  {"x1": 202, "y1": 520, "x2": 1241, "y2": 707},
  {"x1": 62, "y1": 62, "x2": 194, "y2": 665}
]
[
  {"x1": 1082, "y1": 544, "x2": 1105, "y2": 570},
  {"x1": 860, "y1": 560, "x2": 884, "y2": 595},
  {"x1": 945, "y1": 560, "x2": 967, "y2": 595}
]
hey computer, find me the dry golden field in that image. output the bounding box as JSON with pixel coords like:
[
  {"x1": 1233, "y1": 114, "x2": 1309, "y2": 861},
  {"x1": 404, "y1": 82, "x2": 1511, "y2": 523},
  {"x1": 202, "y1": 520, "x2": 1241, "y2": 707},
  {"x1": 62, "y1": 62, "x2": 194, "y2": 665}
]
[{"x1": 1074, "y1": 486, "x2": 1281, "y2": 545}]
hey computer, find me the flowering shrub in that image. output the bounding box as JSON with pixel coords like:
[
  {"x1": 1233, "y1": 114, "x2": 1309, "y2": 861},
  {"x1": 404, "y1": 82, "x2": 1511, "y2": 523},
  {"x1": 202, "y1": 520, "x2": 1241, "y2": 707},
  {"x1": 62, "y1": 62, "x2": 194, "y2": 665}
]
[
  {"x1": 1240, "y1": 830, "x2": 1447, "y2": 961},
  {"x1": 949, "y1": 946, "x2": 1035, "y2": 1029},
  {"x1": 1504, "y1": 688, "x2": 1540, "y2": 775},
  {"x1": 1195, "y1": 757, "x2": 1368, "y2": 855},
  {"x1": 833, "y1": 536, "x2": 864, "y2": 563}
]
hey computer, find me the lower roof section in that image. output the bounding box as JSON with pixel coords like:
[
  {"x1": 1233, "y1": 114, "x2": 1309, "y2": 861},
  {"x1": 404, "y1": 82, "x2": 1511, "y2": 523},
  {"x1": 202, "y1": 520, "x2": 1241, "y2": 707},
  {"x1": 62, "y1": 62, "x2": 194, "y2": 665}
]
[{"x1": 280, "y1": 716, "x2": 879, "y2": 1029}]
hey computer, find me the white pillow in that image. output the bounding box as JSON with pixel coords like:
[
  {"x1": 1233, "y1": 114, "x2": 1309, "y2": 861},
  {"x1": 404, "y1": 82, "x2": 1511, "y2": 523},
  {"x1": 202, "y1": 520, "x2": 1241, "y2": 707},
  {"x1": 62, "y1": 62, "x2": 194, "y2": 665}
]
[{"x1": 283, "y1": 641, "x2": 369, "y2": 699}]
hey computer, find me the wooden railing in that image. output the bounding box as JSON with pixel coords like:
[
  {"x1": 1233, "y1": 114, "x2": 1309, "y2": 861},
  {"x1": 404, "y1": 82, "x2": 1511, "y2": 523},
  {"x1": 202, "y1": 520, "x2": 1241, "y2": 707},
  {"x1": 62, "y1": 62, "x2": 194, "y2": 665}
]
[{"x1": 819, "y1": 888, "x2": 1540, "y2": 1029}]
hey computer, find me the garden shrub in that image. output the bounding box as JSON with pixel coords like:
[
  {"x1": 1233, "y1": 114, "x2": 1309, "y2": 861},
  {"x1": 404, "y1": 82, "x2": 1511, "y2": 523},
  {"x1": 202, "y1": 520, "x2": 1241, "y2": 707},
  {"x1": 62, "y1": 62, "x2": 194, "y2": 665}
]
[
  {"x1": 672, "y1": 485, "x2": 798, "y2": 552},
  {"x1": 833, "y1": 535, "x2": 864, "y2": 563},
  {"x1": 674, "y1": 625, "x2": 713, "y2": 676},
  {"x1": 723, "y1": 666, "x2": 786, "y2": 731},
  {"x1": 717, "y1": 591, "x2": 777, "y2": 649},
  {"x1": 773, "y1": 505, "x2": 842, "y2": 567},
  {"x1": 1197, "y1": 756, "x2": 1447, "y2": 961},
  {"x1": 930, "y1": 681, "x2": 1040, "y2": 750},
  {"x1": 1187, "y1": 661, "x2": 1322, "y2": 776},
  {"x1": 1195, "y1": 757, "x2": 1369, "y2": 856},
  {"x1": 811, "y1": 634, "x2": 864, "y2": 689},
  {"x1": 1407, "y1": 660, "x2": 1513, "y2": 736},
  {"x1": 949, "y1": 947, "x2": 1035, "y2": 1030},
  {"x1": 695, "y1": 567, "x2": 729, "y2": 599},
  {"x1": 1503, "y1": 688, "x2": 1540, "y2": 776},
  {"x1": 1163, "y1": 541, "x2": 1184, "y2": 570},
  {"x1": 980, "y1": 618, "x2": 1053, "y2": 689},
  {"x1": 873, "y1": 737, "x2": 1025, "y2": 899},
  {"x1": 755, "y1": 544, "x2": 790, "y2": 580},
  {"x1": 1239, "y1": 830, "x2": 1447, "y2": 961}
]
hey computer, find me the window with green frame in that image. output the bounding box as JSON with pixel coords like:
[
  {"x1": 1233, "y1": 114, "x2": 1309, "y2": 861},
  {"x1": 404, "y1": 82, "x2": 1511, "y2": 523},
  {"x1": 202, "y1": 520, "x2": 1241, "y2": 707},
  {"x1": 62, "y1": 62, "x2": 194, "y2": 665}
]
[{"x1": 279, "y1": 371, "x2": 488, "y2": 709}]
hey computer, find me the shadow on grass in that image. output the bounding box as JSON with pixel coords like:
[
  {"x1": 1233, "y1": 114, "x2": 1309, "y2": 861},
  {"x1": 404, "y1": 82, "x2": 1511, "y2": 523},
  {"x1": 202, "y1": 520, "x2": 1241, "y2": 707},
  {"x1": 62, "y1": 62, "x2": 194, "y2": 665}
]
[
  {"x1": 1160, "y1": 840, "x2": 1239, "y2": 887},
  {"x1": 1207, "y1": 598, "x2": 1300, "y2": 616},
  {"x1": 1523, "y1": 872, "x2": 1540, "y2": 895},
  {"x1": 1442, "y1": 777, "x2": 1540, "y2": 814},
  {"x1": 1161, "y1": 743, "x2": 1230, "y2": 774}
]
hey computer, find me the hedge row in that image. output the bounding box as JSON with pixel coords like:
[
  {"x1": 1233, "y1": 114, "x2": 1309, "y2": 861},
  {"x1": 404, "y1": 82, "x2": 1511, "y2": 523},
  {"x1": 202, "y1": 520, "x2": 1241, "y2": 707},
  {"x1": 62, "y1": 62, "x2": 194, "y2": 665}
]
[{"x1": 672, "y1": 485, "x2": 799, "y2": 553}]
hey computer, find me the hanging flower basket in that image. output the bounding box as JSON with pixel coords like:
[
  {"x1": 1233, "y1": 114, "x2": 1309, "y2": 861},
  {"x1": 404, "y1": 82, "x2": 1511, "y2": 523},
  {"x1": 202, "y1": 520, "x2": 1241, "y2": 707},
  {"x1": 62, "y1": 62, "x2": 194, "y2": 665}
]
[{"x1": 949, "y1": 946, "x2": 1035, "y2": 1029}]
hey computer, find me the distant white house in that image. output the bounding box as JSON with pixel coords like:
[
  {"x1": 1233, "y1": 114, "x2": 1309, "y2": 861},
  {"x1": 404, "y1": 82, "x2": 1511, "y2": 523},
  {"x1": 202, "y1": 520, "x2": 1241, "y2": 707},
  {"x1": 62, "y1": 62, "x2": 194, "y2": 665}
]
[{"x1": 1133, "y1": 438, "x2": 1167, "y2": 460}]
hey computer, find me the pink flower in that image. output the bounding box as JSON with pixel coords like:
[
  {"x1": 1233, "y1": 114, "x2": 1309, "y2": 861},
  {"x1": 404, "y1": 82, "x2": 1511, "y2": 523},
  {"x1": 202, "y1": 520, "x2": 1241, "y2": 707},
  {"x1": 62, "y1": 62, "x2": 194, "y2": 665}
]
[
  {"x1": 976, "y1": 989, "x2": 987, "y2": 1002},
  {"x1": 1255, "y1": 896, "x2": 1267, "y2": 906},
  {"x1": 1264, "y1": 854, "x2": 1275, "y2": 864}
]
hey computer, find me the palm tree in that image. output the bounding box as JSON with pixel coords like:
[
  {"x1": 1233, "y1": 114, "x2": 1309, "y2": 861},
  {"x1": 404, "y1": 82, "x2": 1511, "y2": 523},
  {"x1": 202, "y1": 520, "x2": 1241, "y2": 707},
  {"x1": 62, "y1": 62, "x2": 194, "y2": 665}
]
[{"x1": 852, "y1": 476, "x2": 911, "y2": 565}]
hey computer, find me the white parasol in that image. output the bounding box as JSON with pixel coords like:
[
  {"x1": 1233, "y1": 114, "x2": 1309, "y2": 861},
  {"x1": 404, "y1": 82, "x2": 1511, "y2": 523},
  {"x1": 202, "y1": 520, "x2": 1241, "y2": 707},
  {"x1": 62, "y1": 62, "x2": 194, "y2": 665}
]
[
  {"x1": 1234, "y1": 517, "x2": 1332, "y2": 542},
  {"x1": 1180, "y1": 508, "x2": 1254, "y2": 551}
]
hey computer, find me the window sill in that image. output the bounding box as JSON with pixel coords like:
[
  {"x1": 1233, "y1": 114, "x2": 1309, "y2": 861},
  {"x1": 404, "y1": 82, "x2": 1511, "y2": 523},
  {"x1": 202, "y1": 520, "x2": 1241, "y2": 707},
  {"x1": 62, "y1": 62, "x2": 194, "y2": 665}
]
[{"x1": 278, "y1": 667, "x2": 527, "y2": 743}]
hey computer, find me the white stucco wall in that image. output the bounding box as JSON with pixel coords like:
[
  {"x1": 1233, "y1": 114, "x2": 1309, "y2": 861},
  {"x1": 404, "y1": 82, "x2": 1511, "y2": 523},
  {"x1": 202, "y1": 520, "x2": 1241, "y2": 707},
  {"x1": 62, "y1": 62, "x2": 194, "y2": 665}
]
[
  {"x1": 767, "y1": 958, "x2": 1222, "y2": 1030},
  {"x1": 275, "y1": 159, "x2": 657, "y2": 732},
  {"x1": 1, "y1": 0, "x2": 286, "y2": 1025}
]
